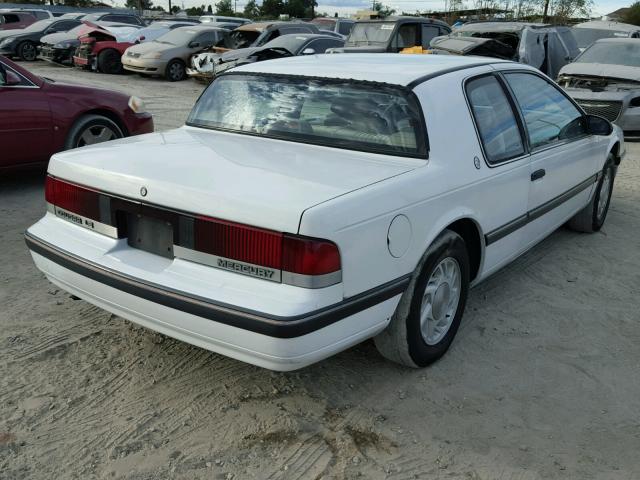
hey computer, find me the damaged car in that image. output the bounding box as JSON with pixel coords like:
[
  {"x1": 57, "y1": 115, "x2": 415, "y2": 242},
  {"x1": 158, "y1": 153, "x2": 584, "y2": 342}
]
[
  {"x1": 430, "y1": 22, "x2": 579, "y2": 79},
  {"x1": 122, "y1": 25, "x2": 229, "y2": 81},
  {"x1": 330, "y1": 17, "x2": 450, "y2": 53},
  {"x1": 187, "y1": 33, "x2": 344, "y2": 83},
  {"x1": 558, "y1": 38, "x2": 640, "y2": 139},
  {"x1": 73, "y1": 21, "x2": 196, "y2": 75}
]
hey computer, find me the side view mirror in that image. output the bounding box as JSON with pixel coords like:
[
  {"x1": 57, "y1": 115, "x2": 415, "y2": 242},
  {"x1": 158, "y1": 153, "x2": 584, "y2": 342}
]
[
  {"x1": 5, "y1": 70, "x2": 21, "y2": 86},
  {"x1": 586, "y1": 114, "x2": 613, "y2": 136},
  {"x1": 301, "y1": 47, "x2": 315, "y2": 55},
  {"x1": 188, "y1": 41, "x2": 200, "y2": 48}
]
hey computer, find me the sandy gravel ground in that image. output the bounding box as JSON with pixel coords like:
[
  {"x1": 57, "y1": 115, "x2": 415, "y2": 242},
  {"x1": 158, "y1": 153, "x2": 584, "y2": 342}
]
[{"x1": 1, "y1": 62, "x2": 639, "y2": 480}]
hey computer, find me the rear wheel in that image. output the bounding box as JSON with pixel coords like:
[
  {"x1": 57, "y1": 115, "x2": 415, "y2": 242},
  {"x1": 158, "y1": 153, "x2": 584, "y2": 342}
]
[
  {"x1": 165, "y1": 59, "x2": 186, "y2": 82},
  {"x1": 97, "y1": 49, "x2": 123, "y2": 74},
  {"x1": 64, "y1": 114, "x2": 124, "y2": 150},
  {"x1": 567, "y1": 153, "x2": 616, "y2": 233},
  {"x1": 374, "y1": 230, "x2": 470, "y2": 368},
  {"x1": 18, "y1": 41, "x2": 37, "y2": 61}
]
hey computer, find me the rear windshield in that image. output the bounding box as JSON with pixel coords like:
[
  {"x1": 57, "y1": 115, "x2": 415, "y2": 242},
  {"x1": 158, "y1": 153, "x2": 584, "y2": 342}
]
[
  {"x1": 577, "y1": 42, "x2": 640, "y2": 67},
  {"x1": 188, "y1": 74, "x2": 426, "y2": 158}
]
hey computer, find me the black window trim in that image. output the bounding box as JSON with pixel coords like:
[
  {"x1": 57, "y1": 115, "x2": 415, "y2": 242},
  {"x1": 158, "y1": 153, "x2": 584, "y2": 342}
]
[
  {"x1": 0, "y1": 60, "x2": 37, "y2": 88},
  {"x1": 463, "y1": 68, "x2": 594, "y2": 169},
  {"x1": 498, "y1": 68, "x2": 592, "y2": 155},
  {"x1": 187, "y1": 71, "x2": 430, "y2": 160},
  {"x1": 462, "y1": 72, "x2": 530, "y2": 168}
]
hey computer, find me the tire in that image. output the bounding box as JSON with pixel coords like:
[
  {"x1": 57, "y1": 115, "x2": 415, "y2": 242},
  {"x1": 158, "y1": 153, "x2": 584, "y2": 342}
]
[
  {"x1": 97, "y1": 49, "x2": 123, "y2": 74},
  {"x1": 18, "y1": 41, "x2": 37, "y2": 61},
  {"x1": 374, "y1": 230, "x2": 470, "y2": 368},
  {"x1": 567, "y1": 153, "x2": 616, "y2": 233},
  {"x1": 165, "y1": 59, "x2": 186, "y2": 82},
  {"x1": 64, "y1": 114, "x2": 124, "y2": 150}
]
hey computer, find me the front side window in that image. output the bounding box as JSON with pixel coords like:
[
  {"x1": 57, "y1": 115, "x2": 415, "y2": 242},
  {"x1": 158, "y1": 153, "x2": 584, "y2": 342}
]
[
  {"x1": 421, "y1": 25, "x2": 440, "y2": 48},
  {"x1": 188, "y1": 74, "x2": 427, "y2": 158},
  {"x1": 466, "y1": 75, "x2": 525, "y2": 164},
  {"x1": 392, "y1": 24, "x2": 419, "y2": 51},
  {"x1": 505, "y1": 72, "x2": 587, "y2": 149}
]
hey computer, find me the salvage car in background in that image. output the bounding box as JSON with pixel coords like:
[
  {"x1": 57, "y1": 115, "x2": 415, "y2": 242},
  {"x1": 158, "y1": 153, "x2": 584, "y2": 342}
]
[
  {"x1": 187, "y1": 33, "x2": 344, "y2": 83},
  {"x1": 0, "y1": 18, "x2": 81, "y2": 61},
  {"x1": 558, "y1": 38, "x2": 640, "y2": 139},
  {"x1": 122, "y1": 25, "x2": 229, "y2": 81},
  {"x1": 572, "y1": 20, "x2": 640, "y2": 51},
  {"x1": 199, "y1": 15, "x2": 250, "y2": 25},
  {"x1": 25, "y1": 54, "x2": 623, "y2": 371},
  {"x1": 39, "y1": 21, "x2": 134, "y2": 64},
  {"x1": 330, "y1": 17, "x2": 451, "y2": 53},
  {"x1": 431, "y1": 22, "x2": 579, "y2": 79},
  {"x1": 224, "y1": 21, "x2": 320, "y2": 50},
  {"x1": 74, "y1": 21, "x2": 195, "y2": 74},
  {"x1": 310, "y1": 17, "x2": 355, "y2": 37},
  {"x1": 0, "y1": 55, "x2": 153, "y2": 170},
  {"x1": 0, "y1": 11, "x2": 36, "y2": 31}
]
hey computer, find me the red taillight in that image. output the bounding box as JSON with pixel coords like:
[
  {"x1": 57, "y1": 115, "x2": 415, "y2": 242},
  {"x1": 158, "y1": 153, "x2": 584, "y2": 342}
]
[
  {"x1": 193, "y1": 216, "x2": 340, "y2": 277},
  {"x1": 45, "y1": 176, "x2": 100, "y2": 220},
  {"x1": 282, "y1": 234, "x2": 341, "y2": 276},
  {"x1": 195, "y1": 216, "x2": 283, "y2": 269}
]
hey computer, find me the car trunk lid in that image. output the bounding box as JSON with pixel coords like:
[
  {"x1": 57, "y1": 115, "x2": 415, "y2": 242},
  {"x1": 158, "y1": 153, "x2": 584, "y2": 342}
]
[{"x1": 48, "y1": 126, "x2": 423, "y2": 233}]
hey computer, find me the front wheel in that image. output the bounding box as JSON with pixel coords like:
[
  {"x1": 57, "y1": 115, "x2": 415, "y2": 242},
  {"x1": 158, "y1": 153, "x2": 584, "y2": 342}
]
[
  {"x1": 165, "y1": 59, "x2": 186, "y2": 82},
  {"x1": 64, "y1": 114, "x2": 124, "y2": 150},
  {"x1": 567, "y1": 154, "x2": 616, "y2": 233},
  {"x1": 18, "y1": 41, "x2": 37, "y2": 61},
  {"x1": 374, "y1": 230, "x2": 470, "y2": 368},
  {"x1": 97, "y1": 49, "x2": 123, "y2": 74}
]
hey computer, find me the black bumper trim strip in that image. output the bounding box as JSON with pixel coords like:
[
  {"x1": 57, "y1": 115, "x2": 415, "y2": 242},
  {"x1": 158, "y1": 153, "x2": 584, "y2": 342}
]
[
  {"x1": 25, "y1": 232, "x2": 410, "y2": 339},
  {"x1": 485, "y1": 173, "x2": 599, "y2": 246}
]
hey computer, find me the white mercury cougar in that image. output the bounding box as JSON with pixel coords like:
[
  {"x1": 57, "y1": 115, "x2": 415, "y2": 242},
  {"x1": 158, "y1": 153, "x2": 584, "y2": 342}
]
[{"x1": 26, "y1": 55, "x2": 624, "y2": 371}]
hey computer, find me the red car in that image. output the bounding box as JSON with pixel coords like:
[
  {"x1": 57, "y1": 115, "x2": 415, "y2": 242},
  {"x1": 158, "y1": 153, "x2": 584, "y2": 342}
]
[
  {"x1": 0, "y1": 55, "x2": 153, "y2": 170},
  {"x1": 73, "y1": 23, "x2": 139, "y2": 74}
]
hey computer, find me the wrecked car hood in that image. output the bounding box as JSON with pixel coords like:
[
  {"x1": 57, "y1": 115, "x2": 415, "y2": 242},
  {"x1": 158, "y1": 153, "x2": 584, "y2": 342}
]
[{"x1": 559, "y1": 62, "x2": 640, "y2": 83}]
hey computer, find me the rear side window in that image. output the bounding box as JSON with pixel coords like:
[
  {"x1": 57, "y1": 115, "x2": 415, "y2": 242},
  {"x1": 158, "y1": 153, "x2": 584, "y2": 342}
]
[
  {"x1": 3, "y1": 14, "x2": 20, "y2": 24},
  {"x1": 188, "y1": 74, "x2": 427, "y2": 158},
  {"x1": 504, "y1": 72, "x2": 587, "y2": 149},
  {"x1": 466, "y1": 75, "x2": 525, "y2": 164}
]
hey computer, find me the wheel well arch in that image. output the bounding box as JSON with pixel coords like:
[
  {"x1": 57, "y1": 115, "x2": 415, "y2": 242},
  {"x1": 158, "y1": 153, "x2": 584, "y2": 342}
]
[
  {"x1": 444, "y1": 218, "x2": 483, "y2": 282},
  {"x1": 610, "y1": 141, "x2": 621, "y2": 165},
  {"x1": 74, "y1": 108, "x2": 129, "y2": 137}
]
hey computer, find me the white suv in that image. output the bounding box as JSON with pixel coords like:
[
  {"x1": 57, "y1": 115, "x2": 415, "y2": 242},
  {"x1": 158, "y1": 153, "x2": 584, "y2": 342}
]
[{"x1": 26, "y1": 55, "x2": 624, "y2": 370}]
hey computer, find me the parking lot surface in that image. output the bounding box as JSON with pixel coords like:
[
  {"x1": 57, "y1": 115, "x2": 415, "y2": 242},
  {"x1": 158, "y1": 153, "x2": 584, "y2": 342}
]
[{"x1": 1, "y1": 63, "x2": 639, "y2": 480}]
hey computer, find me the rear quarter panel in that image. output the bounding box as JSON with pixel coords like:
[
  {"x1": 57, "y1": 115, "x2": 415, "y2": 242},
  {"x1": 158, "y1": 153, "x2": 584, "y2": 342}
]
[{"x1": 298, "y1": 64, "x2": 528, "y2": 297}]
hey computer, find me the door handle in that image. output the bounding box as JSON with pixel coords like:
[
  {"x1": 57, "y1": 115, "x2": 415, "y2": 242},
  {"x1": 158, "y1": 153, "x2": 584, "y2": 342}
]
[{"x1": 531, "y1": 169, "x2": 546, "y2": 181}]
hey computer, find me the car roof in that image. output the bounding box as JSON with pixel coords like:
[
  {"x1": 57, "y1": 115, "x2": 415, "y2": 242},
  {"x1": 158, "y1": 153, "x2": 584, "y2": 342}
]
[
  {"x1": 232, "y1": 54, "x2": 507, "y2": 86},
  {"x1": 594, "y1": 37, "x2": 640, "y2": 44},
  {"x1": 573, "y1": 20, "x2": 640, "y2": 32},
  {"x1": 457, "y1": 21, "x2": 548, "y2": 32},
  {"x1": 355, "y1": 16, "x2": 449, "y2": 27}
]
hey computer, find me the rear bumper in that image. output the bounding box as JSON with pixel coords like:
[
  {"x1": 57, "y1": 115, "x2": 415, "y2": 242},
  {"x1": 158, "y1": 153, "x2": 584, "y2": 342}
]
[{"x1": 25, "y1": 222, "x2": 406, "y2": 370}]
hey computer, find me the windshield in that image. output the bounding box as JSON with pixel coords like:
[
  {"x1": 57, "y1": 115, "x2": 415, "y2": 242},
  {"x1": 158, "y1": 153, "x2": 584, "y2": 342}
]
[
  {"x1": 346, "y1": 22, "x2": 394, "y2": 46},
  {"x1": 154, "y1": 27, "x2": 198, "y2": 45},
  {"x1": 572, "y1": 28, "x2": 630, "y2": 49},
  {"x1": 24, "y1": 19, "x2": 54, "y2": 32},
  {"x1": 188, "y1": 74, "x2": 426, "y2": 158},
  {"x1": 229, "y1": 29, "x2": 260, "y2": 48},
  {"x1": 577, "y1": 42, "x2": 640, "y2": 67}
]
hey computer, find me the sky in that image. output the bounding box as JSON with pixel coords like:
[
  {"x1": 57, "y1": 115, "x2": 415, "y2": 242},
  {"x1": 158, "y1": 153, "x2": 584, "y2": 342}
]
[{"x1": 129, "y1": 0, "x2": 631, "y2": 18}]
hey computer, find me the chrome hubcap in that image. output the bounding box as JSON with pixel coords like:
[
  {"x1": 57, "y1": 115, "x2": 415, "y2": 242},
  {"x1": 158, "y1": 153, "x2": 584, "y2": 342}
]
[
  {"x1": 420, "y1": 257, "x2": 461, "y2": 346},
  {"x1": 78, "y1": 125, "x2": 117, "y2": 147},
  {"x1": 597, "y1": 168, "x2": 612, "y2": 220}
]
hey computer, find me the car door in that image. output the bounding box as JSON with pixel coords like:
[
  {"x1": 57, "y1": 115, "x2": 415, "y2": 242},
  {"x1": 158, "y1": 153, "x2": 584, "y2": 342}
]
[
  {"x1": 502, "y1": 70, "x2": 606, "y2": 245},
  {"x1": 0, "y1": 61, "x2": 52, "y2": 168},
  {"x1": 465, "y1": 73, "x2": 532, "y2": 271}
]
